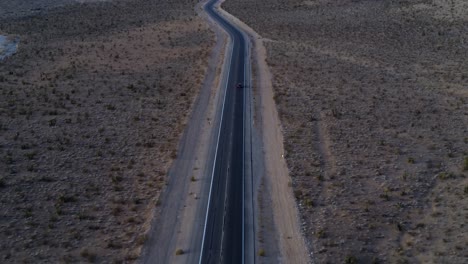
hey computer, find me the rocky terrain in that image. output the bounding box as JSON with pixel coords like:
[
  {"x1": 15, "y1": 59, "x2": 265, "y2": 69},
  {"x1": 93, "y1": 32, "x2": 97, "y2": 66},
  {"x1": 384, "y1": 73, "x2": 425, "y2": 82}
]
[
  {"x1": 0, "y1": 0, "x2": 213, "y2": 262},
  {"x1": 223, "y1": 0, "x2": 468, "y2": 263}
]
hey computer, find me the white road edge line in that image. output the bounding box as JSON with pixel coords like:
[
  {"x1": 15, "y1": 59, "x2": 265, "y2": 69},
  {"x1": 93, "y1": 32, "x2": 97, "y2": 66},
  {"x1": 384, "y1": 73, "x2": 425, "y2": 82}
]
[
  {"x1": 198, "y1": 9, "x2": 235, "y2": 263},
  {"x1": 242, "y1": 35, "x2": 246, "y2": 264},
  {"x1": 248, "y1": 38, "x2": 255, "y2": 264}
]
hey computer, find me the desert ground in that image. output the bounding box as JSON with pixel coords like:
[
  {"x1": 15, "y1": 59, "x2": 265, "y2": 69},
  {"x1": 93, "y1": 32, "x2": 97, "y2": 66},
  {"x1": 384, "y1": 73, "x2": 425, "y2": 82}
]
[
  {"x1": 0, "y1": 0, "x2": 213, "y2": 262},
  {"x1": 223, "y1": 0, "x2": 467, "y2": 263}
]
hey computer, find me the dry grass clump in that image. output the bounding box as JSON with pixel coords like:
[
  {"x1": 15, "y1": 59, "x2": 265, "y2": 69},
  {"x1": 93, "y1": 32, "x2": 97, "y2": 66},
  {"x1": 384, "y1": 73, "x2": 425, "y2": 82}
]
[
  {"x1": 0, "y1": 0, "x2": 213, "y2": 262},
  {"x1": 224, "y1": 0, "x2": 467, "y2": 263}
]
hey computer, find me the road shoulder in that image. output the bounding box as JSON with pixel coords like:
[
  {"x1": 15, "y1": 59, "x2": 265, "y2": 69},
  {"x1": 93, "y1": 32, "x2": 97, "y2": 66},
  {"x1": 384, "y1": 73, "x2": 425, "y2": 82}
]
[
  {"x1": 216, "y1": 3, "x2": 311, "y2": 263},
  {"x1": 138, "y1": 0, "x2": 232, "y2": 262}
]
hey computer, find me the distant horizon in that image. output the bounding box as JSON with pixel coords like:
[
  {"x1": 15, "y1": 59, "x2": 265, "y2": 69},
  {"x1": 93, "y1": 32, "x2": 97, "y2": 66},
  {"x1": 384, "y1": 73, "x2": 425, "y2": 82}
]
[{"x1": 0, "y1": 0, "x2": 110, "y2": 19}]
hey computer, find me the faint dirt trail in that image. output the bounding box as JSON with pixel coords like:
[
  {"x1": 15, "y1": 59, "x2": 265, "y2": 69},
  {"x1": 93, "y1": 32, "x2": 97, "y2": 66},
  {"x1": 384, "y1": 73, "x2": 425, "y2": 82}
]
[{"x1": 217, "y1": 3, "x2": 311, "y2": 262}]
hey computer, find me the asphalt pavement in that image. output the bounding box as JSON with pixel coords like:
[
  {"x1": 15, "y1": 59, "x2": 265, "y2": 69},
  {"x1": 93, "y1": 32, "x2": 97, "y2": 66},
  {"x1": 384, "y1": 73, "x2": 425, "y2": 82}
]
[{"x1": 199, "y1": 0, "x2": 247, "y2": 263}]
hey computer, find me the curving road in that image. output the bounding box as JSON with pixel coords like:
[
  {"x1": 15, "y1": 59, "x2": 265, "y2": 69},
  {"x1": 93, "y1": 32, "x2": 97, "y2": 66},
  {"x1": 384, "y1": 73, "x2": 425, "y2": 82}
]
[
  {"x1": 139, "y1": 0, "x2": 251, "y2": 262},
  {"x1": 199, "y1": 0, "x2": 249, "y2": 263}
]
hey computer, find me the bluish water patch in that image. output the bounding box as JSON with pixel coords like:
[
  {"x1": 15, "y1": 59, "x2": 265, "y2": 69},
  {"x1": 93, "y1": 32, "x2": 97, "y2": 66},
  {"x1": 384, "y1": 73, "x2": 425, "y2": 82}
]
[{"x1": 0, "y1": 35, "x2": 19, "y2": 60}]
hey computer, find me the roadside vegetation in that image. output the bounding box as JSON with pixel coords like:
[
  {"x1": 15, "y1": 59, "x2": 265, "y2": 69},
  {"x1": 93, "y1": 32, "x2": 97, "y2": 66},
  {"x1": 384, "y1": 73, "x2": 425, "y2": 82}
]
[
  {"x1": 224, "y1": 0, "x2": 468, "y2": 263},
  {"x1": 0, "y1": 0, "x2": 213, "y2": 262}
]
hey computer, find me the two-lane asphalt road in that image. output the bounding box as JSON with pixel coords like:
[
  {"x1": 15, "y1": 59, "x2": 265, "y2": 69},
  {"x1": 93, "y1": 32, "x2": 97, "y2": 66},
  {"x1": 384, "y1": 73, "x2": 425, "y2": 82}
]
[{"x1": 199, "y1": 0, "x2": 248, "y2": 263}]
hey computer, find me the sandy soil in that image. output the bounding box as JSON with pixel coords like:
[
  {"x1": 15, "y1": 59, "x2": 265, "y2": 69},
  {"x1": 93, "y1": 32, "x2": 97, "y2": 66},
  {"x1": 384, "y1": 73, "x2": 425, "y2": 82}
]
[
  {"x1": 224, "y1": 0, "x2": 468, "y2": 263},
  {"x1": 0, "y1": 0, "x2": 213, "y2": 262},
  {"x1": 254, "y1": 41, "x2": 311, "y2": 263}
]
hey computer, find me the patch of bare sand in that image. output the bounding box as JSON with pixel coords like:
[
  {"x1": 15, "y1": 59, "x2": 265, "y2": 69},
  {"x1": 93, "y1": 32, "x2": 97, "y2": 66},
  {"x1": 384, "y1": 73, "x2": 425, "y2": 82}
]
[{"x1": 217, "y1": 4, "x2": 310, "y2": 262}]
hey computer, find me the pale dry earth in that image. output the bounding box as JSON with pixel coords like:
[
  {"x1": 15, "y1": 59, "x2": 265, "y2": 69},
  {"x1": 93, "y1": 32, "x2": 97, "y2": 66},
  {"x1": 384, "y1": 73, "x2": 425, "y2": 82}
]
[
  {"x1": 0, "y1": 0, "x2": 213, "y2": 262},
  {"x1": 224, "y1": 0, "x2": 468, "y2": 263}
]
